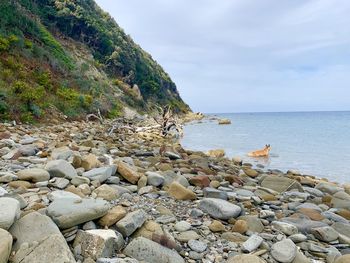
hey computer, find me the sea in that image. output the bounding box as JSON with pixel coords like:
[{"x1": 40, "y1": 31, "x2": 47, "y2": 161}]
[{"x1": 181, "y1": 111, "x2": 350, "y2": 183}]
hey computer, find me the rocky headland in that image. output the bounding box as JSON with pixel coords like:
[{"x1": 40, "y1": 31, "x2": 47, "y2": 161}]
[{"x1": 1, "y1": 116, "x2": 350, "y2": 263}]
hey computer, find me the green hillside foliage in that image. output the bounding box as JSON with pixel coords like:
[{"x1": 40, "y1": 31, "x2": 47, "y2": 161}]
[{"x1": 0, "y1": 0, "x2": 189, "y2": 122}]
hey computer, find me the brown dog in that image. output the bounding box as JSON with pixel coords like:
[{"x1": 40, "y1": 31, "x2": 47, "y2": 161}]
[{"x1": 248, "y1": 144, "x2": 271, "y2": 157}]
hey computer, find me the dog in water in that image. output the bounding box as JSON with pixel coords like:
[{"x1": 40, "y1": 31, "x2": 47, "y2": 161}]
[{"x1": 248, "y1": 144, "x2": 271, "y2": 157}]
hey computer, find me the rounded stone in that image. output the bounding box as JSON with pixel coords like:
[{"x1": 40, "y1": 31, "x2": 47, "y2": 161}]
[
  {"x1": 175, "y1": 221, "x2": 191, "y2": 232},
  {"x1": 188, "y1": 239, "x2": 207, "y2": 253},
  {"x1": 271, "y1": 239, "x2": 297, "y2": 263}
]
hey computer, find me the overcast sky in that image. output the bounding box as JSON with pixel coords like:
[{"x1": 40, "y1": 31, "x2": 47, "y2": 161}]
[{"x1": 96, "y1": 0, "x2": 350, "y2": 113}]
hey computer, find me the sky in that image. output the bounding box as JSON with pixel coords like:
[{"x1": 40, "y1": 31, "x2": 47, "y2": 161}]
[{"x1": 95, "y1": 0, "x2": 350, "y2": 113}]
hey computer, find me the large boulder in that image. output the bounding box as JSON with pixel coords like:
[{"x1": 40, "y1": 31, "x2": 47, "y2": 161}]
[
  {"x1": 17, "y1": 168, "x2": 50, "y2": 182},
  {"x1": 45, "y1": 160, "x2": 77, "y2": 179},
  {"x1": 47, "y1": 198, "x2": 109, "y2": 229},
  {"x1": 0, "y1": 229, "x2": 12, "y2": 263},
  {"x1": 261, "y1": 176, "x2": 303, "y2": 193},
  {"x1": 0, "y1": 197, "x2": 20, "y2": 230},
  {"x1": 199, "y1": 198, "x2": 241, "y2": 220},
  {"x1": 124, "y1": 237, "x2": 184, "y2": 263}
]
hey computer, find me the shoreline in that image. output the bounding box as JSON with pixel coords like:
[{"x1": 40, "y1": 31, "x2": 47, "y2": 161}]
[{"x1": 0, "y1": 117, "x2": 350, "y2": 263}]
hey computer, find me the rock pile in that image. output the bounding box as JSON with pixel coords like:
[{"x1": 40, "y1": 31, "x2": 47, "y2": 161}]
[{"x1": 0, "y1": 119, "x2": 350, "y2": 263}]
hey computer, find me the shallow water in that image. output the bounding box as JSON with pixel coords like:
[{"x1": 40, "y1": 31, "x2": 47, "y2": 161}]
[{"x1": 181, "y1": 111, "x2": 350, "y2": 183}]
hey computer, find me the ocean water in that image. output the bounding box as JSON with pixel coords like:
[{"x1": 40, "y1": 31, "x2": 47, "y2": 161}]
[{"x1": 181, "y1": 111, "x2": 350, "y2": 183}]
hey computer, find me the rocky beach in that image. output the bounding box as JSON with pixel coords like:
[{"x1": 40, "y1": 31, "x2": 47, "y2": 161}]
[{"x1": 1, "y1": 116, "x2": 350, "y2": 263}]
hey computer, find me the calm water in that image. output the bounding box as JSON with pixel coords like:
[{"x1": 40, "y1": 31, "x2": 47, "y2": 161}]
[{"x1": 181, "y1": 111, "x2": 350, "y2": 183}]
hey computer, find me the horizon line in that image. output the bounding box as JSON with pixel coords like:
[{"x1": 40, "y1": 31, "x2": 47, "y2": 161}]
[{"x1": 203, "y1": 110, "x2": 350, "y2": 115}]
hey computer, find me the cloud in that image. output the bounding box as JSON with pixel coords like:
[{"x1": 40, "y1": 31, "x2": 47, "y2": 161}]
[{"x1": 96, "y1": 0, "x2": 350, "y2": 112}]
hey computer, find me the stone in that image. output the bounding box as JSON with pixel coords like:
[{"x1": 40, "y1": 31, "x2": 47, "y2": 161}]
[
  {"x1": 133, "y1": 220, "x2": 163, "y2": 239},
  {"x1": 47, "y1": 198, "x2": 109, "y2": 229},
  {"x1": 297, "y1": 208, "x2": 324, "y2": 221},
  {"x1": 331, "y1": 191, "x2": 350, "y2": 209},
  {"x1": 17, "y1": 168, "x2": 50, "y2": 182},
  {"x1": 241, "y1": 234, "x2": 263, "y2": 253},
  {"x1": 207, "y1": 149, "x2": 225, "y2": 157},
  {"x1": 11, "y1": 234, "x2": 76, "y2": 263},
  {"x1": 93, "y1": 184, "x2": 118, "y2": 201},
  {"x1": 0, "y1": 197, "x2": 20, "y2": 230},
  {"x1": 232, "y1": 220, "x2": 248, "y2": 234},
  {"x1": 281, "y1": 216, "x2": 328, "y2": 233},
  {"x1": 0, "y1": 172, "x2": 17, "y2": 183},
  {"x1": 73, "y1": 229, "x2": 124, "y2": 260},
  {"x1": 203, "y1": 187, "x2": 228, "y2": 200},
  {"x1": 146, "y1": 171, "x2": 165, "y2": 187},
  {"x1": 311, "y1": 226, "x2": 339, "y2": 242},
  {"x1": 45, "y1": 160, "x2": 77, "y2": 179},
  {"x1": 47, "y1": 190, "x2": 82, "y2": 202},
  {"x1": 243, "y1": 168, "x2": 259, "y2": 178},
  {"x1": 83, "y1": 166, "x2": 116, "y2": 183},
  {"x1": 0, "y1": 228, "x2": 12, "y2": 263},
  {"x1": 222, "y1": 232, "x2": 248, "y2": 243},
  {"x1": 49, "y1": 177, "x2": 70, "y2": 189},
  {"x1": 176, "y1": 230, "x2": 200, "y2": 242},
  {"x1": 227, "y1": 255, "x2": 266, "y2": 263},
  {"x1": 81, "y1": 154, "x2": 100, "y2": 171},
  {"x1": 289, "y1": 233, "x2": 307, "y2": 243},
  {"x1": 238, "y1": 216, "x2": 264, "y2": 233},
  {"x1": 271, "y1": 239, "x2": 297, "y2": 263},
  {"x1": 175, "y1": 221, "x2": 191, "y2": 232},
  {"x1": 117, "y1": 161, "x2": 140, "y2": 184},
  {"x1": 124, "y1": 237, "x2": 184, "y2": 263},
  {"x1": 51, "y1": 146, "x2": 73, "y2": 160},
  {"x1": 209, "y1": 220, "x2": 226, "y2": 232},
  {"x1": 71, "y1": 176, "x2": 90, "y2": 186},
  {"x1": 218, "y1": 119, "x2": 231, "y2": 125},
  {"x1": 199, "y1": 198, "x2": 241, "y2": 220},
  {"x1": 9, "y1": 180, "x2": 32, "y2": 189},
  {"x1": 189, "y1": 175, "x2": 210, "y2": 188},
  {"x1": 261, "y1": 176, "x2": 303, "y2": 193},
  {"x1": 332, "y1": 222, "x2": 350, "y2": 238},
  {"x1": 116, "y1": 210, "x2": 147, "y2": 237},
  {"x1": 188, "y1": 239, "x2": 207, "y2": 252},
  {"x1": 335, "y1": 255, "x2": 350, "y2": 263},
  {"x1": 98, "y1": 206, "x2": 127, "y2": 227},
  {"x1": 168, "y1": 182, "x2": 196, "y2": 200},
  {"x1": 272, "y1": 221, "x2": 298, "y2": 236},
  {"x1": 164, "y1": 151, "x2": 181, "y2": 160},
  {"x1": 315, "y1": 182, "x2": 343, "y2": 195}
]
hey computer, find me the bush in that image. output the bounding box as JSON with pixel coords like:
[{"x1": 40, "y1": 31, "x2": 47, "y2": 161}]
[{"x1": 11, "y1": 81, "x2": 44, "y2": 103}]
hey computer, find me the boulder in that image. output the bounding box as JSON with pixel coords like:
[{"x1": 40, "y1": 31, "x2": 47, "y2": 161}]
[
  {"x1": 45, "y1": 160, "x2": 77, "y2": 179},
  {"x1": 0, "y1": 197, "x2": 20, "y2": 230},
  {"x1": 17, "y1": 168, "x2": 50, "y2": 182},
  {"x1": 168, "y1": 182, "x2": 196, "y2": 200},
  {"x1": 124, "y1": 237, "x2": 184, "y2": 263},
  {"x1": 199, "y1": 198, "x2": 241, "y2": 220},
  {"x1": 117, "y1": 161, "x2": 140, "y2": 184},
  {"x1": 261, "y1": 176, "x2": 303, "y2": 193},
  {"x1": 116, "y1": 210, "x2": 147, "y2": 237},
  {"x1": 0, "y1": 229, "x2": 12, "y2": 263},
  {"x1": 47, "y1": 198, "x2": 109, "y2": 229}
]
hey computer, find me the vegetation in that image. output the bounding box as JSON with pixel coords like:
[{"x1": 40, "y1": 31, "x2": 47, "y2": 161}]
[{"x1": 0, "y1": 0, "x2": 189, "y2": 122}]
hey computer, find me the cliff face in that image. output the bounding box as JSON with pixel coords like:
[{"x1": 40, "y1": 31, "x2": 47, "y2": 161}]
[{"x1": 0, "y1": 0, "x2": 190, "y2": 122}]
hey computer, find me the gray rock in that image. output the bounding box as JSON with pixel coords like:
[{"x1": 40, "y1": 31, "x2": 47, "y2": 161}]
[
  {"x1": 0, "y1": 172, "x2": 18, "y2": 183},
  {"x1": 315, "y1": 182, "x2": 343, "y2": 195},
  {"x1": 47, "y1": 190, "x2": 81, "y2": 202},
  {"x1": 272, "y1": 221, "x2": 298, "y2": 236},
  {"x1": 176, "y1": 231, "x2": 200, "y2": 242},
  {"x1": 51, "y1": 146, "x2": 73, "y2": 160},
  {"x1": 83, "y1": 166, "x2": 116, "y2": 183},
  {"x1": 238, "y1": 215, "x2": 264, "y2": 233},
  {"x1": 303, "y1": 187, "x2": 324, "y2": 197},
  {"x1": 331, "y1": 191, "x2": 350, "y2": 209},
  {"x1": 116, "y1": 210, "x2": 147, "y2": 237},
  {"x1": 11, "y1": 234, "x2": 76, "y2": 263},
  {"x1": 175, "y1": 221, "x2": 191, "y2": 232},
  {"x1": 146, "y1": 171, "x2": 165, "y2": 186},
  {"x1": 261, "y1": 176, "x2": 303, "y2": 193},
  {"x1": 45, "y1": 160, "x2": 77, "y2": 179},
  {"x1": 18, "y1": 144, "x2": 38, "y2": 156},
  {"x1": 295, "y1": 203, "x2": 322, "y2": 212},
  {"x1": 289, "y1": 233, "x2": 307, "y2": 243},
  {"x1": 73, "y1": 229, "x2": 124, "y2": 260},
  {"x1": 203, "y1": 187, "x2": 228, "y2": 200},
  {"x1": 97, "y1": 258, "x2": 138, "y2": 263},
  {"x1": 281, "y1": 216, "x2": 328, "y2": 233},
  {"x1": 322, "y1": 211, "x2": 349, "y2": 223},
  {"x1": 0, "y1": 197, "x2": 20, "y2": 230},
  {"x1": 0, "y1": 187, "x2": 7, "y2": 197},
  {"x1": 199, "y1": 198, "x2": 241, "y2": 220},
  {"x1": 124, "y1": 237, "x2": 184, "y2": 263},
  {"x1": 17, "y1": 168, "x2": 50, "y2": 182},
  {"x1": 47, "y1": 198, "x2": 109, "y2": 229},
  {"x1": 0, "y1": 228, "x2": 12, "y2": 263},
  {"x1": 190, "y1": 208, "x2": 204, "y2": 218},
  {"x1": 271, "y1": 239, "x2": 297, "y2": 263},
  {"x1": 71, "y1": 176, "x2": 90, "y2": 186},
  {"x1": 311, "y1": 226, "x2": 339, "y2": 242},
  {"x1": 49, "y1": 177, "x2": 70, "y2": 189},
  {"x1": 241, "y1": 234, "x2": 263, "y2": 253},
  {"x1": 188, "y1": 239, "x2": 207, "y2": 253},
  {"x1": 332, "y1": 222, "x2": 350, "y2": 238},
  {"x1": 164, "y1": 151, "x2": 181, "y2": 160}
]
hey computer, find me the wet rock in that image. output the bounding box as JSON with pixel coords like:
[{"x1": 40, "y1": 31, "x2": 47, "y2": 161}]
[
  {"x1": 116, "y1": 210, "x2": 146, "y2": 237},
  {"x1": 243, "y1": 168, "x2": 259, "y2": 178},
  {"x1": 271, "y1": 239, "x2": 297, "y2": 263},
  {"x1": 73, "y1": 229, "x2": 124, "y2": 260},
  {"x1": 0, "y1": 228, "x2": 12, "y2": 263},
  {"x1": 47, "y1": 198, "x2": 109, "y2": 229},
  {"x1": 0, "y1": 197, "x2": 20, "y2": 230},
  {"x1": 241, "y1": 234, "x2": 263, "y2": 253},
  {"x1": 17, "y1": 168, "x2": 50, "y2": 183},
  {"x1": 45, "y1": 160, "x2": 77, "y2": 179},
  {"x1": 199, "y1": 198, "x2": 241, "y2": 220},
  {"x1": 124, "y1": 237, "x2": 184, "y2": 263},
  {"x1": 98, "y1": 206, "x2": 126, "y2": 227},
  {"x1": 168, "y1": 182, "x2": 196, "y2": 200}
]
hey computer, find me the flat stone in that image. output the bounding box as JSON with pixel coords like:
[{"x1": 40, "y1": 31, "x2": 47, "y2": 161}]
[
  {"x1": 311, "y1": 226, "x2": 339, "y2": 242},
  {"x1": 176, "y1": 230, "x2": 200, "y2": 242},
  {"x1": 199, "y1": 198, "x2": 241, "y2": 220},
  {"x1": 227, "y1": 254, "x2": 266, "y2": 263},
  {"x1": 241, "y1": 234, "x2": 263, "y2": 253},
  {"x1": 47, "y1": 198, "x2": 109, "y2": 229},
  {"x1": 271, "y1": 239, "x2": 297, "y2": 263},
  {"x1": 71, "y1": 176, "x2": 90, "y2": 186},
  {"x1": 0, "y1": 228, "x2": 12, "y2": 263},
  {"x1": 83, "y1": 166, "x2": 116, "y2": 183},
  {"x1": 261, "y1": 176, "x2": 303, "y2": 193},
  {"x1": 45, "y1": 160, "x2": 77, "y2": 179},
  {"x1": 221, "y1": 232, "x2": 248, "y2": 243},
  {"x1": 93, "y1": 184, "x2": 118, "y2": 201},
  {"x1": 98, "y1": 206, "x2": 127, "y2": 227},
  {"x1": 73, "y1": 229, "x2": 124, "y2": 260},
  {"x1": 188, "y1": 239, "x2": 207, "y2": 252},
  {"x1": 49, "y1": 177, "x2": 70, "y2": 189},
  {"x1": 332, "y1": 222, "x2": 350, "y2": 238},
  {"x1": 116, "y1": 210, "x2": 147, "y2": 237},
  {"x1": 175, "y1": 221, "x2": 191, "y2": 232},
  {"x1": 272, "y1": 221, "x2": 298, "y2": 236},
  {"x1": 203, "y1": 187, "x2": 228, "y2": 200},
  {"x1": 0, "y1": 197, "x2": 20, "y2": 230},
  {"x1": 124, "y1": 237, "x2": 184, "y2": 263},
  {"x1": 281, "y1": 216, "x2": 328, "y2": 233},
  {"x1": 47, "y1": 190, "x2": 82, "y2": 202},
  {"x1": 51, "y1": 146, "x2": 73, "y2": 160},
  {"x1": 17, "y1": 168, "x2": 50, "y2": 182}
]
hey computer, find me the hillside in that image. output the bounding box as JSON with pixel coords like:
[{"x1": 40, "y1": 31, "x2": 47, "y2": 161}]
[{"x1": 0, "y1": 0, "x2": 190, "y2": 122}]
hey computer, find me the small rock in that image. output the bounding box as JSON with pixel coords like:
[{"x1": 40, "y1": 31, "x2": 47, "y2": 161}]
[
  {"x1": 227, "y1": 254, "x2": 266, "y2": 263},
  {"x1": 175, "y1": 221, "x2": 191, "y2": 232},
  {"x1": 176, "y1": 230, "x2": 199, "y2": 242},
  {"x1": 311, "y1": 226, "x2": 339, "y2": 242},
  {"x1": 188, "y1": 239, "x2": 207, "y2": 253},
  {"x1": 83, "y1": 166, "x2": 116, "y2": 183},
  {"x1": 272, "y1": 221, "x2": 298, "y2": 236},
  {"x1": 146, "y1": 171, "x2": 165, "y2": 187},
  {"x1": 199, "y1": 198, "x2": 241, "y2": 220},
  {"x1": 241, "y1": 234, "x2": 263, "y2": 253},
  {"x1": 232, "y1": 220, "x2": 248, "y2": 234},
  {"x1": 209, "y1": 220, "x2": 226, "y2": 232},
  {"x1": 93, "y1": 184, "x2": 118, "y2": 201},
  {"x1": 0, "y1": 228, "x2": 12, "y2": 263}
]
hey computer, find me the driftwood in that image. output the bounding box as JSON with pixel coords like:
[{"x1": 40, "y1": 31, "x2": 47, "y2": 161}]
[{"x1": 86, "y1": 109, "x2": 103, "y2": 124}]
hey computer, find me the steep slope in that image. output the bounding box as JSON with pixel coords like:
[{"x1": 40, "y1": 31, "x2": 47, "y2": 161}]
[{"x1": 0, "y1": 0, "x2": 190, "y2": 122}]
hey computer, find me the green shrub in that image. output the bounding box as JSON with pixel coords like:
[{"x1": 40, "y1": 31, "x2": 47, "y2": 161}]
[
  {"x1": 11, "y1": 81, "x2": 44, "y2": 103},
  {"x1": 0, "y1": 36, "x2": 10, "y2": 51}
]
